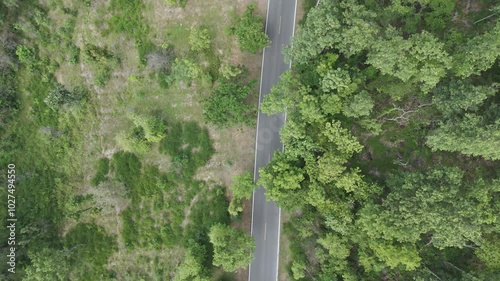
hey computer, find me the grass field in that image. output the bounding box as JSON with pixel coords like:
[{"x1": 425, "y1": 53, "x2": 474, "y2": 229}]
[{"x1": 1, "y1": 0, "x2": 266, "y2": 280}]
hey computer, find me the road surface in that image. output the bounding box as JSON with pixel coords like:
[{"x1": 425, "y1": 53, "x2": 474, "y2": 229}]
[{"x1": 249, "y1": 1, "x2": 297, "y2": 281}]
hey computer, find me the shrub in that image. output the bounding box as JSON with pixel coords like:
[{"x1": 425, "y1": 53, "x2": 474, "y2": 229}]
[
  {"x1": 82, "y1": 44, "x2": 119, "y2": 86},
  {"x1": 91, "y1": 158, "x2": 110, "y2": 186},
  {"x1": 189, "y1": 27, "x2": 211, "y2": 52},
  {"x1": 131, "y1": 114, "x2": 166, "y2": 143},
  {"x1": 168, "y1": 58, "x2": 200, "y2": 86},
  {"x1": 160, "y1": 121, "x2": 214, "y2": 179},
  {"x1": 219, "y1": 63, "x2": 245, "y2": 80},
  {"x1": 111, "y1": 151, "x2": 141, "y2": 189},
  {"x1": 15, "y1": 45, "x2": 37, "y2": 71},
  {"x1": 108, "y1": 0, "x2": 154, "y2": 62},
  {"x1": 116, "y1": 114, "x2": 166, "y2": 154},
  {"x1": 203, "y1": 80, "x2": 254, "y2": 127},
  {"x1": 231, "y1": 4, "x2": 269, "y2": 53},
  {"x1": 44, "y1": 84, "x2": 83, "y2": 110},
  {"x1": 64, "y1": 223, "x2": 117, "y2": 280}
]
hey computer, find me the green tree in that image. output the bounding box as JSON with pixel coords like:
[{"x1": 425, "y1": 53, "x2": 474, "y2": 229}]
[
  {"x1": 130, "y1": 113, "x2": 166, "y2": 143},
  {"x1": 173, "y1": 251, "x2": 210, "y2": 281},
  {"x1": 366, "y1": 29, "x2": 451, "y2": 92},
  {"x1": 257, "y1": 151, "x2": 306, "y2": 210},
  {"x1": 432, "y1": 80, "x2": 497, "y2": 117},
  {"x1": 291, "y1": 260, "x2": 306, "y2": 280},
  {"x1": 426, "y1": 113, "x2": 500, "y2": 160},
  {"x1": 261, "y1": 70, "x2": 308, "y2": 115},
  {"x1": 228, "y1": 172, "x2": 255, "y2": 216},
  {"x1": 373, "y1": 167, "x2": 498, "y2": 249},
  {"x1": 189, "y1": 27, "x2": 211, "y2": 52},
  {"x1": 209, "y1": 224, "x2": 255, "y2": 272},
  {"x1": 231, "y1": 4, "x2": 269, "y2": 53},
  {"x1": 453, "y1": 20, "x2": 500, "y2": 78},
  {"x1": 320, "y1": 68, "x2": 356, "y2": 95},
  {"x1": 24, "y1": 248, "x2": 70, "y2": 281},
  {"x1": 169, "y1": 58, "x2": 200, "y2": 86},
  {"x1": 342, "y1": 91, "x2": 374, "y2": 118},
  {"x1": 203, "y1": 80, "x2": 253, "y2": 127},
  {"x1": 476, "y1": 234, "x2": 500, "y2": 270},
  {"x1": 219, "y1": 63, "x2": 244, "y2": 80},
  {"x1": 286, "y1": 0, "x2": 379, "y2": 63}
]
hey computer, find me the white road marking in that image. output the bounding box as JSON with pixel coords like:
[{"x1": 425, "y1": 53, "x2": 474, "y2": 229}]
[
  {"x1": 264, "y1": 223, "x2": 267, "y2": 240},
  {"x1": 278, "y1": 16, "x2": 282, "y2": 34}
]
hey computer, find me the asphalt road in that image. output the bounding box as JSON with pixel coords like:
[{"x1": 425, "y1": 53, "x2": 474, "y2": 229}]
[{"x1": 249, "y1": 1, "x2": 297, "y2": 281}]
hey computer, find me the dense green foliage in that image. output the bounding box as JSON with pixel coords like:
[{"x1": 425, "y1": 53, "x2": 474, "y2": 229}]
[
  {"x1": 203, "y1": 80, "x2": 255, "y2": 127},
  {"x1": 209, "y1": 223, "x2": 255, "y2": 272},
  {"x1": 231, "y1": 4, "x2": 269, "y2": 53},
  {"x1": 116, "y1": 114, "x2": 167, "y2": 154},
  {"x1": 63, "y1": 223, "x2": 117, "y2": 280},
  {"x1": 228, "y1": 172, "x2": 255, "y2": 216},
  {"x1": 265, "y1": 0, "x2": 500, "y2": 280},
  {"x1": 91, "y1": 158, "x2": 110, "y2": 186},
  {"x1": 189, "y1": 27, "x2": 211, "y2": 52}
]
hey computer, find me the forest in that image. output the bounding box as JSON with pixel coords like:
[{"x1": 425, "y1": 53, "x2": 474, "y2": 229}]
[
  {"x1": 261, "y1": 0, "x2": 500, "y2": 280},
  {"x1": 0, "y1": 0, "x2": 266, "y2": 280}
]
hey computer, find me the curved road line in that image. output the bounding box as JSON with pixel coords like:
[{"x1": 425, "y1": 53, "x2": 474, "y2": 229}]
[{"x1": 249, "y1": 1, "x2": 297, "y2": 281}]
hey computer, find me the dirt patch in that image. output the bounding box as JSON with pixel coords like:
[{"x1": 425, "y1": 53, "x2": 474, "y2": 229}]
[
  {"x1": 196, "y1": 125, "x2": 255, "y2": 187},
  {"x1": 180, "y1": 193, "x2": 200, "y2": 228},
  {"x1": 295, "y1": 0, "x2": 305, "y2": 28}
]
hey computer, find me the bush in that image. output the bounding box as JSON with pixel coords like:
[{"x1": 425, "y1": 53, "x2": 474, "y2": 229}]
[
  {"x1": 160, "y1": 121, "x2": 214, "y2": 179},
  {"x1": 64, "y1": 223, "x2": 117, "y2": 280},
  {"x1": 231, "y1": 4, "x2": 269, "y2": 53},
  {"x1": 189, "y1": 27, "x2": 211, "y2": 52},
  {"x1": 44, "y1": 84, "x2": 84, "y2": 111},
  {"x1": 219, "y1": 63, "x2": 245, "y2": 80},
  {"x1": 116, "y1": 114, "x2": 166, "y2": 154},
  {"x1": 203, "y1": 80, "x2": 254, "y2": 127},
  {"x1": 168, "y1": 58, "x2": 200, "y2": 86},
  {"x1": 91, "y1": 158, "x2": 110, "y2": 186},
  {"x1": 131, "y1": 114, "x2": 166, "y2": 143},
  {"x1": 82, "y1": 44, "x2": 119, "y2": 86},
  {"x1": 108, "y1": 0, "x2": 154, "y2": 63},
  {"x1": 0, "y1": 77, "x2": 19, "y2": 126},
  {"x1": 16, "y1": 45, "x2": 37, "y2": 71},
  {"x1": 115, "y1": 130, "x2": 151, "y2": 154},
  {"x1": 111, "y1": 151, "x2": 142, "y2": 189}
]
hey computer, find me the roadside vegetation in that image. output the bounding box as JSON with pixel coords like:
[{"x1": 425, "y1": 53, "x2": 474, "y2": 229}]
[
  {"x1": 266, "y1": 0, "x2": 500, "y2": 280},
  {"x1": 0, "y1": 0, "x2": 267, "y2": 280}
]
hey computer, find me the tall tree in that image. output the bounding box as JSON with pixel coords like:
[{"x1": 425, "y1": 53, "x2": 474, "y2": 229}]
[
  {"x1": 209, "y1": 224, "x2": 255, "y2": 272},
  {"x1": 231, "y1": 4, "x2": 269, "y2": 53},
  {"x1": 228, "y1": 172, "x2": 256, "y2": 216},
  {"x1": 367, "y1": 29, "x2": 451, "y2": 92},
  {"x1": 426, "y1": 113, "x2": 500, "y2": 160},
  {"x1": 453, "y1": 20, "x2": 500, "y2": 78}
]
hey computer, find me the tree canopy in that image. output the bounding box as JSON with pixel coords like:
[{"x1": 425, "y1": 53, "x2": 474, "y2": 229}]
[
  {"x1": 208, "y1": 224, "x2": 255, "y2": 272},
  {"x1": 265, "y1": 0, "x2": 500, "y2": 279}
]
